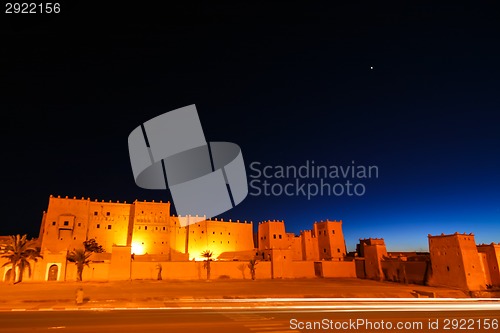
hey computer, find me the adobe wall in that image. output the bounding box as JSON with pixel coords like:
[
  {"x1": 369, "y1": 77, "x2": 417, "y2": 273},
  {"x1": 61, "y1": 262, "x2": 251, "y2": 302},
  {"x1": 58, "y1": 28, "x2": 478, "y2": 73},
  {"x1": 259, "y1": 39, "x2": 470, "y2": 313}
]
[
  {"x1": 129, "y1": 261, "x2": 273, "y2": 280},
  {"x1": 287, "y1": 234, "x2": 303, "y2": 260},
  {"x1": 130, "y1": 200, "x2": 173, "y2": 256},
  {"x1": 363, "y1": 240, "x2": 387, "y2": 281},
  {"x1": 270, "y1": 249, "x2": 294, "y2": 279},
  {"x1": 41, "y1": 196, "x2": 132, "y2": 254},
  {"x1": 186, "y1": 219, "x2": 254, "y2": 261},
  {"x1": 477, "y1": 244, "x2": 500, "y2": 287},
  {"x1": 109, "y1": 246, "x2": 132, "y2": 281},
  {"x1": 355, "y1": 258, "x2": 366, "y2": 278},
  {"x1": 66, "y1": 262, "x2": 110, "y2": 282},
  {"x1": 381, "y1": 261, "x2": 428, "y2": 285},
  {"x1": 320, "y1": 261, "x2": 356, "y2": 278},
  {"x1": 258, "y1": 220, "x2": 287, "y2": 251},
  {"x1": 211, "y1": 261, "x2": 255, "y2": 280},
  {"x1": 428, "y1": 233, "x2": 486, "y2": 291},
  {"x1": 300, "y1": 230, "x2": 319, "y2": 261},
  {"x1": 313, "y1": 220, "x2": 346, "y2": 260},
  {"x1": 291, "y1": 261, "x2": 316, "y2": 278}
]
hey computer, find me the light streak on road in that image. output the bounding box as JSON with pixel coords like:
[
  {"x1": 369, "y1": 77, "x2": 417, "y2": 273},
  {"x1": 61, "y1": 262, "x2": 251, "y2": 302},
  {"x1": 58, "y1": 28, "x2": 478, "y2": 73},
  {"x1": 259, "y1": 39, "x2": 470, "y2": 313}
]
[{"x1": 21, "y1": 298, "x2": 500, "y2": 313}]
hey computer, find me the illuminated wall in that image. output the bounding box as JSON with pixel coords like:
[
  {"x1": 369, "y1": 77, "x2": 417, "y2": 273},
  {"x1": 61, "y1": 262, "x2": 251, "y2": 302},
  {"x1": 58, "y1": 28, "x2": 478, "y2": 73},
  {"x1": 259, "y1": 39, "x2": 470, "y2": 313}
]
[
  {"x1": 40, "y1": 196, "x2": 131, "y2": 253},
  {"x1": 286, "y1": 233, "x2": 302, "y2": 260},
  {"x1": 361, "y1": 238, "x2": 387, "y2": 281},
  {"x1": 428, "y1": 233, "x2": 486, "y2": 291},
  {"x1": 477, "y1": 243, "x2": 500, "y2": 287},
  {"x1": 186, "y1": 218, "x2": 254, "y2": 261},
  {"x1": 313, "y1": 220, "x2": 346, "y2": 261},
  {"x1": 130, "y1": 201, "x2": 172, "y2": 256},
  {"x1": 257, "y1": 220, "x2": 287, "y2": 251},
  {"x1": 300, "y1": 230, "x2": 319, "y2": 261}
]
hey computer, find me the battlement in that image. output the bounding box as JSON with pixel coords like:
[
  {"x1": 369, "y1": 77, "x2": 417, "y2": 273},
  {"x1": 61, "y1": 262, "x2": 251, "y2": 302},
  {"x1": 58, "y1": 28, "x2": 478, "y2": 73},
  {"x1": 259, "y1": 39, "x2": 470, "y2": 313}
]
[
  {"x1": 314, "y1": 219, "x2": 343, "y2": 224},
  {"x1": 428, "y1": 232, "x2": 475, "y2": 239},
  {"x1": 359, "y1": 237, "x2": 385, "y2": 246},
  {"x1": 50, "y1": 194, "x2": 171, "y2": 205},
  {"x1": 172, "y1": 215, "x2": 252, "y2": 224},
  {"x1": 477, "y1": 242, "x2": 499, "y2": 247},
  {"x1": 259, "y1": 220, "x2": 285, "y2": 224}
]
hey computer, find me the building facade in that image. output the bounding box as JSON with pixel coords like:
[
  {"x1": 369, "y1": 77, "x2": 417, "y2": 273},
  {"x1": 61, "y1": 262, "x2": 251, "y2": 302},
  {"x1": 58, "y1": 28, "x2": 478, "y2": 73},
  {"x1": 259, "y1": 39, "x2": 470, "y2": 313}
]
[{"x1": 1, "y1": 195, "x2": 356, "y2": 282}]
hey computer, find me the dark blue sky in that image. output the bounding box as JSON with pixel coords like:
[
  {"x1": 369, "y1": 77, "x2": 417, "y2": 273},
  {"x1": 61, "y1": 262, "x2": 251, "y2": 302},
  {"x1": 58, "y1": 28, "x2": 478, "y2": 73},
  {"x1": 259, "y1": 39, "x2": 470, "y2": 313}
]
[{"x1": 1, "y1": 1, "x2": 499, "y2": 252}]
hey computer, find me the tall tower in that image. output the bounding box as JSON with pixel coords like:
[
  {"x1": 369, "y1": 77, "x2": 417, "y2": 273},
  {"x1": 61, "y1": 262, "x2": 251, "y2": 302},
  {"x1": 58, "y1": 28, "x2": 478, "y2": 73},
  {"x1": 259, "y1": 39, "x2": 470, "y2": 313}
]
[
  {"x1": 313, "y1": 220, "x2": 346, "y2": 261},
  {"x1": 258, "y1": 220, "x2": 287, "y2": 251},
  {"x1": 428, "y1": 232, "x2": 486, "y2": 291}
]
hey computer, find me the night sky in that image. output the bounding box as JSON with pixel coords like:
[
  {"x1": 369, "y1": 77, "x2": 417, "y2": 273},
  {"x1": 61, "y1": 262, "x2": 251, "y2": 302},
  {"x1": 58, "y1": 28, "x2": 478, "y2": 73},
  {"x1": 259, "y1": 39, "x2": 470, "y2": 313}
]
[{"x1": 1, "y1": 2, "x2": 499, "y2": 252}]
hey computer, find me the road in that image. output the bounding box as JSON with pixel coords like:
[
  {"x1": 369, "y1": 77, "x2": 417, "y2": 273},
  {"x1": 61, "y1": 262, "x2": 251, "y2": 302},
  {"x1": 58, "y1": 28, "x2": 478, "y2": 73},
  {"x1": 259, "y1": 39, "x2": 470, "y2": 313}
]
[{"x1": 0, "y1": 299, "x2": 498, "y2": 333}]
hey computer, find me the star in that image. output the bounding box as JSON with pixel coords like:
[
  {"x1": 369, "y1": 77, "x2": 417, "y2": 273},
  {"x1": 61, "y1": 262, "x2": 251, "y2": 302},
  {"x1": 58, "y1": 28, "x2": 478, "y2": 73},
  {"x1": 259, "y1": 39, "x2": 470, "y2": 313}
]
[{"x1": 370, "y1": 66, "x2": 374, "y2": 70}]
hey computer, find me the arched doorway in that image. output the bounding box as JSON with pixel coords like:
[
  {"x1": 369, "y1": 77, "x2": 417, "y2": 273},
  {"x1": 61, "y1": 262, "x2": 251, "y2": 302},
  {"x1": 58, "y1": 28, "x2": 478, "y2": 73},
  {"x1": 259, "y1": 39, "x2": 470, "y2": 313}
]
[
  {"x1": 4, "y1": 268, "x2": 12, "y2": 282},
  {"x1": 47, "y1": 264, "x2": 58, "y2": 281}
]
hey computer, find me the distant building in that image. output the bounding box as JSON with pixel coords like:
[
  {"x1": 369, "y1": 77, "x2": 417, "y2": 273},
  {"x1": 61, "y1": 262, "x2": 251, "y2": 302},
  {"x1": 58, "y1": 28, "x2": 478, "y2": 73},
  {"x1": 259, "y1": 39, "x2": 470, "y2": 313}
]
[
  {"x1": 356, "y1": 238, "x2": 388, "y2": 281},
  {"x1": 427, "y1": 232, "x2": 490, "y2": 291},
  {"x1": 477, "y1": 243, "x2": 500, "y2": 287},
  {"x1": 354, "y1": 233, "x2": 498, "y2": 292}
]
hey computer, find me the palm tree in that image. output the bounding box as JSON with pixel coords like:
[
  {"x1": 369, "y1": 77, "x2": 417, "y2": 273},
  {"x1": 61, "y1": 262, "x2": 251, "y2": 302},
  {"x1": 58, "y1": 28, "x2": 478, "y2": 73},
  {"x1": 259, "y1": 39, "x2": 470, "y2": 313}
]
[
  {"x1": 248, "y1": 259, "x2": 258, "y2": 280},
  {"x1": 67, "y1": 248, "x2": 92, "y2": 282},
  {"x1": 201, "y1": 250, "x2": 213, "y2": 280},
  {"x1": 1, "y1": 234, "x2": 41, "y2": 284},
  {"x1": 17, "y1": 245, "x2": 42, "y2": 283}
]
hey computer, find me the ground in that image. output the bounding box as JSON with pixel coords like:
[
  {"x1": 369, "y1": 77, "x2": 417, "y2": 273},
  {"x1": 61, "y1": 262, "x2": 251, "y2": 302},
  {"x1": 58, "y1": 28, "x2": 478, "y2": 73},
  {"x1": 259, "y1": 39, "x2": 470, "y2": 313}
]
[{"x1": 0, "y1": 278, "x2": 473, "y2": 310}]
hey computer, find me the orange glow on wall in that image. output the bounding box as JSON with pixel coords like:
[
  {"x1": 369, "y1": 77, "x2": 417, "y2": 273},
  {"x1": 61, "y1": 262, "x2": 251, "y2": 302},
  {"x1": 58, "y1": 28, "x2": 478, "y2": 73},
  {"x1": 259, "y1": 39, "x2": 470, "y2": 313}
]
[{"x1": 131, "y1": 242, "x2": 145, "y2": 255}]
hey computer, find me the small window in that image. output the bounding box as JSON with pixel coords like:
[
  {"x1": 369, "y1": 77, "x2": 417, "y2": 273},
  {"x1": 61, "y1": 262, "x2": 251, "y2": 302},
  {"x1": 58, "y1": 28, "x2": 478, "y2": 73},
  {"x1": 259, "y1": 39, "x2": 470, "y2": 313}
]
[
  {"x1": 201, "y1": 231, "x2": 204, "y2": 234},
  {"x1": 323, "y1": 248, "x2": 327, "y2": 253},
  {"x1": 107, "y1": 225, "x2": 112, "y2": 230},
  {"x1": 279, "y1": 235, "x2": 282, "y2": 239},
  {"x1": 228, "y1": 232, "x2": 230, "y2": 235},
  {"x1": 337, "y1": 248, "x2": 340, "y2": 253},
  {"x1": 94, "y1": 212, "x2": 98, "y2": 216},
  {"x1": 78, "y1": 223, "x2": 81, "y2": 227},
  {"x1": 332, "y1": 230, "x2": 335, "y2": 234},
  {"x1": 63, "y1": 221, "x2": 69, "y2": 226},
  {"x1": 145, "y1": 226, "x2": 148, "y2": 230},
  {"x1": 273, "y1": 234, "x2": 276, "y2": 239},
  {"x1": 97, "y1": 224, "x2": 100, "y2": 229},
  {"x1": 106, "y1": 212, "x2": 110, "y2": 216},
  {"x1": 52, "y1": 221, "x2": 56, "y2": 226},
  {"x1": 213, "y1": 232, "x2": 215, "y2": 234},
  {"x1": 163, "y1": 227, "x2": 165, "y2": 231},
  {"x1": 156, "y1": 227, "x2": 158, "y2": 230}
]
